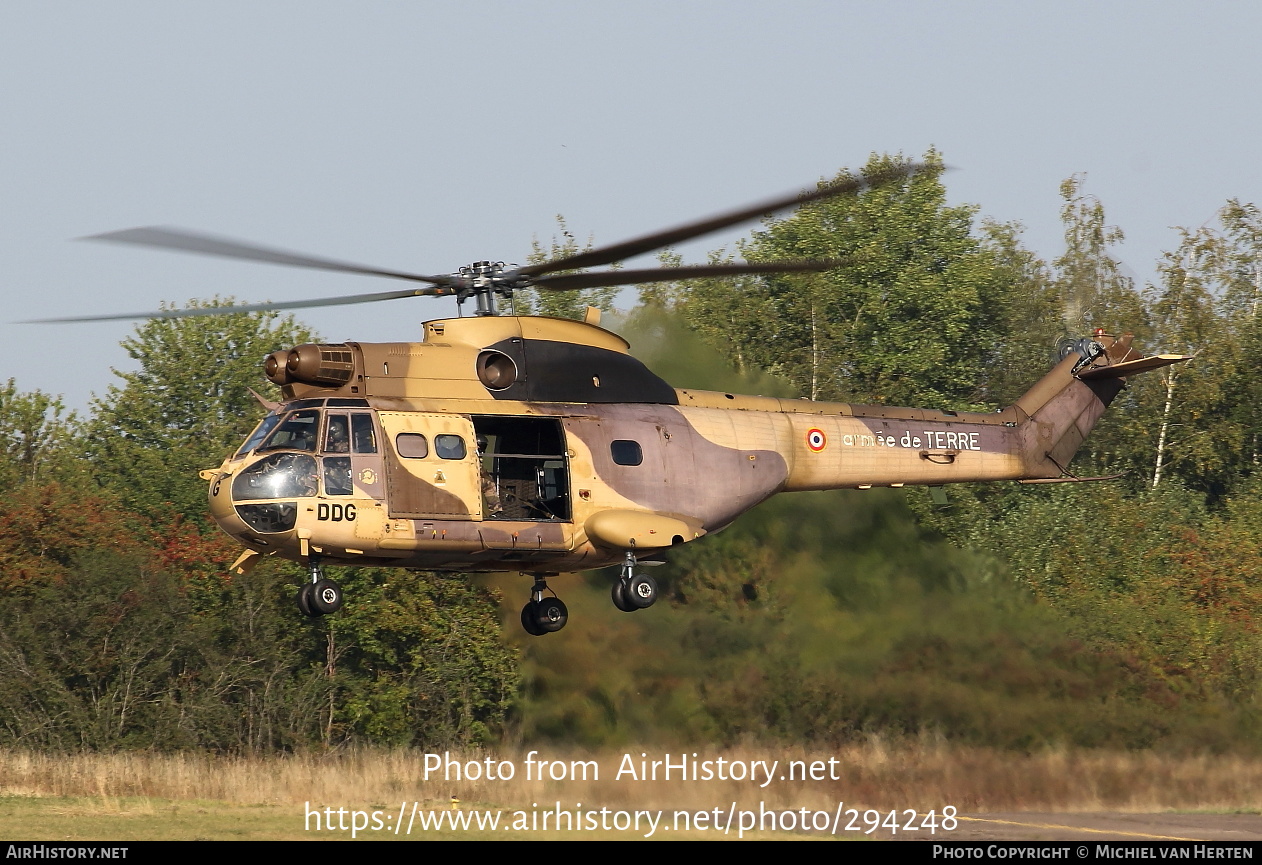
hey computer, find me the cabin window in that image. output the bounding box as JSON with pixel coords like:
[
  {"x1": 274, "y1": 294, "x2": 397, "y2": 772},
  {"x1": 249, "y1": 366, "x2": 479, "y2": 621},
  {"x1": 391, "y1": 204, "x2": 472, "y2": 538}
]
[
  {"x1": 435, "y1": 434, "x2": 467, "y2": 460},
  {"x1": 611, "y1": 440, "x2": 643, "y2": 466},
  {"x1": 396, "y1": 433, "x2": 429, "y2": 458}
]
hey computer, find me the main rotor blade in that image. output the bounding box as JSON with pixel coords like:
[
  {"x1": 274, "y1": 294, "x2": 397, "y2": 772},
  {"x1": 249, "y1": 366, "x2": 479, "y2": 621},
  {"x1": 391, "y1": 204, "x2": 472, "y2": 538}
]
[
  {"x1": 531, "y1": 260, "x2": 854, "y2": 292},
  {"x1": 520, "y1": 162, "x2": 924, "y2": 277},
  {"x1": 26, "y1": 286, "x2": 455, "y2": 323},
  {"x1": 84, "y1": 227, "x2": 457, "y2": 286}
]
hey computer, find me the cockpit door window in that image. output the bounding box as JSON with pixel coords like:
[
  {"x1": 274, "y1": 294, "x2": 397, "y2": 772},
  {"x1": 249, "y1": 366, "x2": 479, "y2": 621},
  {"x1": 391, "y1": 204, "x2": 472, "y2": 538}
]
[
  {"x1": 324, "y1": 414, "x2": 351, "y2": 453},
  {"x1": 351, "y1": 414, "x2": 377, "y2": 454}
]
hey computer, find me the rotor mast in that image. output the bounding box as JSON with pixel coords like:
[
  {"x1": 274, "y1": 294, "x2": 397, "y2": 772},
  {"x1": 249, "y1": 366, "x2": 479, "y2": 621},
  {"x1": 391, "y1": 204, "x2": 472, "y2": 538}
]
[{"x1": 457, "y1": 260, "x2": 517, "y2": 316}]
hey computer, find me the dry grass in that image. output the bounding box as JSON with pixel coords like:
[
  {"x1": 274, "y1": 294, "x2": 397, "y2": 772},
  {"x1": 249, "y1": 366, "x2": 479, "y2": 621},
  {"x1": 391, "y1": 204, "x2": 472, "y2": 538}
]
[{"x1": 1, "y1": 741, "x2": 1259, "y2": 814}]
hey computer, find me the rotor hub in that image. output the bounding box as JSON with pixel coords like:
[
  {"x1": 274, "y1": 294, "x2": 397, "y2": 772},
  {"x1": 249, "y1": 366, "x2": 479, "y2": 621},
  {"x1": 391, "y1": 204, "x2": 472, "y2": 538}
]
[{"x1": 452, "y1": 261, "x2": 525, "y2": 315}]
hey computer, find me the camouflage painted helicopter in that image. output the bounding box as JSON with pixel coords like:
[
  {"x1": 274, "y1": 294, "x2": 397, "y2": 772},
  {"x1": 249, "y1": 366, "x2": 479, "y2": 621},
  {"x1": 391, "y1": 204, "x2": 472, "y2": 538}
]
[{"x1": 49, "y1": 165, "x2": 1187, "y2": 635}]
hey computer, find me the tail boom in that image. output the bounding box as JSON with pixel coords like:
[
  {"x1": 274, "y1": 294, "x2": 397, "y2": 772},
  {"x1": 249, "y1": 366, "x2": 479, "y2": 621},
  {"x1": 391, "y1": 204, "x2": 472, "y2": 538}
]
[{"x1": 1011, "y1": 333, "x2": 1189, "y2": 480}]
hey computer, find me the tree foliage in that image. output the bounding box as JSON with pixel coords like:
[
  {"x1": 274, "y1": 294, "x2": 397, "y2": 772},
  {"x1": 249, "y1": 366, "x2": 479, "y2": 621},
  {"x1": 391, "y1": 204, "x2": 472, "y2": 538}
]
[
  {"x1": 514, "y1": 217, "x2": 619, "y2": 320},
  {"x1": 0, "y1": 380, "x2": 76, "y2": 487},
  {"x1": 86, "y1": 299, "x2": 316, "y2": 520},
  {"x1": 668, "y1": 151, "x2": 1009, "y2": 407},
  {"x1": 6, "y1": 155, "x2": 1262, "y2": 754},
  {"x1": 0, "y1": 301, "x2": 519, "y2": 751}
]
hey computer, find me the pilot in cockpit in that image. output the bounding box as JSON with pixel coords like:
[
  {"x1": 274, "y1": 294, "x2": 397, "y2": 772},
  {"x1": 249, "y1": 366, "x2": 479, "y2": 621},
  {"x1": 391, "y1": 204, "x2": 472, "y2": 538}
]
[{"x1": 326, "y1": 416, "x2": 350, "y2": 453}]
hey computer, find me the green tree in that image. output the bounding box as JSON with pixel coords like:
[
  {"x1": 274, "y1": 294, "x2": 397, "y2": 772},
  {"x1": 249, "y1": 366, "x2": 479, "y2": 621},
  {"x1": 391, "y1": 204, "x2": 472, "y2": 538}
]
[
  {"x1": 678, "y1": 151, "x2": 1007, "y2": 407},
  {"x1": 657, "y1": 248, "x2": 782, "y2": 379},
  {"x1": 0, "y1": 380, "x2": 76, "y2": 487},
  {"x1": 514, "y1": 217, "x2": 619, "y2": 320},
  {"x1": 0, "y1": 548, "x2": 337, "y2": 751},
  {"x1": 1043, "y1": 176, "x2": 1149, "y2": 478},
  {"x1": 1052, "y1": 174, "x2": 1147, "y2": 335},
  {"x1": 86, "y1": 299, "x2": 316, "y2": 521},
  {"x1": 1141, "y1": 228, "x2": 1233, "y2": 492},
  {"x1": 972, "y1": 220, "x2": 1063, "y2": 407},
  {"x1": 330, "y1": 569, "x2": 518, "y2": 746},
  {"x1": 1215, "y1": 200, "x2": 1262, "y2": 474}
]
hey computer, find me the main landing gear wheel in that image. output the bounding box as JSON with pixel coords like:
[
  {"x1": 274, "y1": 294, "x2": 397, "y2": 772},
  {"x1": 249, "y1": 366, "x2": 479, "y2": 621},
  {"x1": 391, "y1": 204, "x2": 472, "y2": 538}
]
[
  {"x1": 520, "y1": 575, "x2": 567, "y2": 636},
  {"x1": 627, "y1": 574, "x2": 658, "y2": 609},
  {"x1": 612, "y1": 551, "x2": 658, "y2": 612},
  {"x1": 611, "y1": 580, "x2": 638, "y2": 613},
  {"x1": 534, "y1": 597, "x2": 568, "y2": 633},
  {"x1": 520, "y1": 602, "x2": 546, "y2": 636}
]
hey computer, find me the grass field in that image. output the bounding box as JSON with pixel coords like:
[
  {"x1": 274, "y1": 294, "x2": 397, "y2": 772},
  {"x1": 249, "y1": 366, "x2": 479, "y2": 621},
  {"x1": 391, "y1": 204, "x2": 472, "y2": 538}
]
[{"x1": 1, "y1": 743, "x2": 1259, "y2": 841}]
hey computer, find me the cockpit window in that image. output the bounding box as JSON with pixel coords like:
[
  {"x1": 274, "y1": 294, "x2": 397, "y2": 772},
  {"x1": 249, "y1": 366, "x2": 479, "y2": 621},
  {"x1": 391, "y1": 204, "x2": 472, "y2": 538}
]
[
  {"x1": 323, "y1": 457, "x2": 353, "y2": 496},
  {"x1": 325, "y1": 414, "x2": 350, "y2": 453},
  {"x1": 232, "y1": 453, "x2": 318, "y2": 500},
  {"x1": 352, "y1": 414, "x2": 377, "y2": 454},
  {"x1": 236, "y1": 413, "x2": 283, "y2": 457},
  {"x1": 259, "y1": 410, "x2": 320, "y2": 452}
]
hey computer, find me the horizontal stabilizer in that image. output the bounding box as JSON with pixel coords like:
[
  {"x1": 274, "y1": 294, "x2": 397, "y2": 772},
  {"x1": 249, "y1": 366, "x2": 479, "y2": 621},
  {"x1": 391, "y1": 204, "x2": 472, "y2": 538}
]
[{"x1": 1077, "y1": 354, "x2": 1190, "y2": 380}]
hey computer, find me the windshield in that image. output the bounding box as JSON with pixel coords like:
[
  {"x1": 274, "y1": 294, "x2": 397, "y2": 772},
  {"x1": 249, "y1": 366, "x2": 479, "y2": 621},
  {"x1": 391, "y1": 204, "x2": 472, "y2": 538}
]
[
  {"x1": 258, "y1": 409, "x2": 321, "y2": 452},
  {"x1": 235, "y1": 412, "x2": 283, "y2": 457},
  {"x1": 232, "y1": 453, "x2": 319, "y2": 501}
]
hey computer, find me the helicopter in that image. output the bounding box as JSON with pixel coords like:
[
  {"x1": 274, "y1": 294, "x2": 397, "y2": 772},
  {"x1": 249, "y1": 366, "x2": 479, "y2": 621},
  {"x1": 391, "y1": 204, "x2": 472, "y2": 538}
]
[{"x1": 42, "y1": 164, "x2": 1188, "y2": 635}]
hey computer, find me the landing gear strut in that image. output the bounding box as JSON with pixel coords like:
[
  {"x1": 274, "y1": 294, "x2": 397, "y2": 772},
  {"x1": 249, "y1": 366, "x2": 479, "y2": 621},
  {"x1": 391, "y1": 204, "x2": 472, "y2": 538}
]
[
  {"x1": 297, "y1": 553, "x2": 344, "y2": 618},
  {"x1": 520, "y1": 575, "x2": 568, "y2": 636},
  {"x1": 611, "y1": 551, "x2": 657, "y2": 613}
]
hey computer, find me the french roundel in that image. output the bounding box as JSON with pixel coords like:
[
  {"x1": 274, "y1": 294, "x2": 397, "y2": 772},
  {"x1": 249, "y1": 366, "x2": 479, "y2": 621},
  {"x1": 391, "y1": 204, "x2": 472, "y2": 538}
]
[{"x1": 806, "y1": 428, "x2": 827, "y2": 452}]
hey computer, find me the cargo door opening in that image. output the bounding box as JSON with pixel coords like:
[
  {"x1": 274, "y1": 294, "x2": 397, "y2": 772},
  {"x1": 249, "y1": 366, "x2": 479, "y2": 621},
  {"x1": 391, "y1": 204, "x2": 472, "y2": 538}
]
[{"x1": 472, "y1": 416, "x2": 571, "y2": 521}]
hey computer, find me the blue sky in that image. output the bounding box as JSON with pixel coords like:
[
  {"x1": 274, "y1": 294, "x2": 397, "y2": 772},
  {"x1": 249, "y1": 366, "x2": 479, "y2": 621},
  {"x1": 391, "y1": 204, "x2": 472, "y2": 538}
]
[{"x1": 2, "y1": 2, "x2": 1259, "y2": 408}]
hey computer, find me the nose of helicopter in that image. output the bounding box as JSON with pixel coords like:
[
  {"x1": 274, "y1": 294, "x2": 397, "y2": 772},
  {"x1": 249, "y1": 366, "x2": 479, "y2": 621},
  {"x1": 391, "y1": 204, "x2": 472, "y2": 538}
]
[{"x1": 208, "y1": 451, "x2": 318, "y2": 537}]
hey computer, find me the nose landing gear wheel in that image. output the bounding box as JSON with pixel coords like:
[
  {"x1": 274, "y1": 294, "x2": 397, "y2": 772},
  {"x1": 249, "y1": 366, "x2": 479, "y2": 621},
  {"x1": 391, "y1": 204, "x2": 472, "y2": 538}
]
[
  {"x1": 297, "y1": 583, "x2": 317, "y2": 617},
  {"x1": 520, "y1": 575, "x2": 567, "y2": 635},
  {"x1": 311, "y1": 578, "x2": 344, "y2": 615},
  {"x1": 299, "y1": 554, "x2": 342, "y2": 618}
]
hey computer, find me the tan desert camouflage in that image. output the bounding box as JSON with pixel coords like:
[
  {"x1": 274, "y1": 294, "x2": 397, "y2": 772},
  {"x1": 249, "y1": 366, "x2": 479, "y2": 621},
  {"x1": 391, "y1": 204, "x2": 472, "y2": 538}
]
[{"x1": 204, "y1": 313, "x2": 1187, "y2": 634}]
